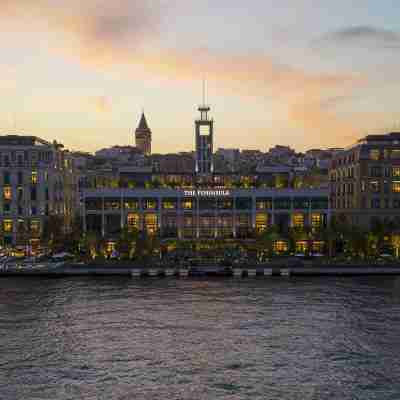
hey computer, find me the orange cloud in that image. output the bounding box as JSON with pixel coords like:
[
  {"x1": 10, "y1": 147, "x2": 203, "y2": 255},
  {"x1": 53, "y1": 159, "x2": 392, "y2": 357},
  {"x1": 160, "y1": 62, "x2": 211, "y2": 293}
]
[{"x1": 0, "y1": 0, "x2": 367, "y2": 148}]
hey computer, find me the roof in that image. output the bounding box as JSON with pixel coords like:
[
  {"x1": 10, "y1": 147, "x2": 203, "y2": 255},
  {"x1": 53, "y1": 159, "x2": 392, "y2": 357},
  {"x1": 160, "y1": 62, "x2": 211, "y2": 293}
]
[{"x1": 136, "y1": 112, "x2": 150, "y2": 132}]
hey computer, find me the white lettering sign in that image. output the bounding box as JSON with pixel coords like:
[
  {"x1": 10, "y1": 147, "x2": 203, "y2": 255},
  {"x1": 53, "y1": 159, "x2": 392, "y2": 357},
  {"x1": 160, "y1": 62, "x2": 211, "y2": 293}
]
[{"x1": 184, "y1": 190, "x2": 231, "y2": 197}]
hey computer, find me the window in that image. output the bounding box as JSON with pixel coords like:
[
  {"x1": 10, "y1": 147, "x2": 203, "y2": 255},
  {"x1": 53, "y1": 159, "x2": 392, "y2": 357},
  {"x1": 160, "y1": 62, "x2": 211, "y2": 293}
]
[
  {"x1": 311, "y1": 214, "x2": 323, "y2": 229},
  {"x1": 3, "y1": 171, "x2": 10, "y2": 185},
  {"x1": 235, "y1": 197, "x2": 252, "y2": 210},
  {"x1": 124, "y1": 199, "x2": 139, "y2": 210},
  {"x1": 256, "y1": 198, "x2": 272, "y2": 210},
  {"x1": 3, "y1": 219, "x2": 13, "y2": 233},
  {"x1": 31, "y1": 187, "x2": 37, "y2": 201},
  {"x1": 144, "y1": 214, "x2": 158, "y2": 234},
  {"x1": 3, "y1": 203, "x2": 10, "y2": 213},
  {"x1": 293, "y1": 198, "x2": 310, "y2": 209},
  {"x1": 393, "y1": 167, "x2": 400, "y2": 177},
  {"x1": 391, "y1": 149, "x2": 400, "y2": 159},
  {"x1": 30, "y1": 220, "x2": 40, "y2": 234},
  {"x1": 18, "y1": 206, "x2": 23, "y2": 216},
  {"x1": 295, "y1": 241, "x2": 309, "y2": 254},
  {"x1": 182, "y1": 199, "x2": 194, "y2": 210},
  {"x1": 311, "y1": 197, "x2": 329, "y2": 210},
  {"x1": 393, "y1": 181, "x2": 400, "y2": 193},
  {"x1": 394, "y1": 200, "x2": 400, "y2": 209},
  {"x1": 3, "y1": 186, "x2": 12, "y2": 201},
  {"x1": 127, "y1": 213, "x2": 140, "y2": 230},
  {"x1": 273, "y1": 240, "x2": 289, "y2": 254},
  {"x1": 162, "y1": 199, "x2": 177, "y2": 210},
  {"x1": 256, "y1": 214, "x2": 268, "y2": 233},
  {"x1": 292, "y1": 214, "x2": 305, "y2": 228},
  {"x1": 143, "y1": 198, "x2": 158, "y2": 210},
  {"x1": 369, "y1": 149, "x2": 380, "y2": 160},
  {"x1": 370, "y1": 166, "x2": 382, "y2": 177},
  {"x1": 371, "y1": 199, "x2": 381, "y2": 209},
  {"x1": 274, "y1": 198, "x2": 291, "y2": 210},
  {"x1": 369, "y1": 181, "x2": 380, "y2": 193},
  {"x1": 31, "y1": 206, "x2": 37, "y2": 216},
  {"x1": 384, "y1": 198, "x2": 390, "y2": 209},
  {"x1": 17, "y1": 171, "x2": 23, "y2": 185},
  {"x1": 31, "y1": 171, "x2": 38, "y2": 184}
]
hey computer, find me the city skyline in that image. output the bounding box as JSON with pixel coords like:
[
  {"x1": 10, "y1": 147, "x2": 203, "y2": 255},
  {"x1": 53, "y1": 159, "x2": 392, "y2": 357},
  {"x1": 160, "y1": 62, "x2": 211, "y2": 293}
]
[{"x1": 1, "y1": 1, "x2": 400, "y2": 153}]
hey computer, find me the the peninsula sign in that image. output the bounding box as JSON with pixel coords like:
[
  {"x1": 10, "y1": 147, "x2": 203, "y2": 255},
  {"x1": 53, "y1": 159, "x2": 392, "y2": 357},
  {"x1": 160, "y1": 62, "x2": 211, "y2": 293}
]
[{"x1": 184, "y1": 189, "x2": 231, "y2": 197}]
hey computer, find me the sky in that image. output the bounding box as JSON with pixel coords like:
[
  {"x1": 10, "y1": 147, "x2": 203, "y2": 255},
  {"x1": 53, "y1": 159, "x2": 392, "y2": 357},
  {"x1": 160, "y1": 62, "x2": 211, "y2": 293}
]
[{"x1": 1, "y1": 0, "x2": 400, "y2": 153}]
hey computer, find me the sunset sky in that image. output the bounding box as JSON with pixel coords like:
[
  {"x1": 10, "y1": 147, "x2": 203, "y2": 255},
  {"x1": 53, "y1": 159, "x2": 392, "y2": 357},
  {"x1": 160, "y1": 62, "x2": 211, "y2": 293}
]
[{"x1": 1, "y1": 0, "x2": 400, "y2": 153}]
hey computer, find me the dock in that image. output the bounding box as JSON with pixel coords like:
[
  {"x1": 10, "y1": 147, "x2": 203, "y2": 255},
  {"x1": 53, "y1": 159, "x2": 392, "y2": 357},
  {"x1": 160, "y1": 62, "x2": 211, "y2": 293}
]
[{"x1": 1, "y1": 264, "x2": 400, "y2": 278}]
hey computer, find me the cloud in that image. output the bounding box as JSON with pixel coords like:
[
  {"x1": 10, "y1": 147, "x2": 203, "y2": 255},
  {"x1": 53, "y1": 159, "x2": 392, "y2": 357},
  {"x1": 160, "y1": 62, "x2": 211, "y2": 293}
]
[
  {"x1": 0, "y1": 0, "x2": 367, "y2": 146},
  {"x1": 317, "y1": 26, "x2": 400, "y2": 49}
]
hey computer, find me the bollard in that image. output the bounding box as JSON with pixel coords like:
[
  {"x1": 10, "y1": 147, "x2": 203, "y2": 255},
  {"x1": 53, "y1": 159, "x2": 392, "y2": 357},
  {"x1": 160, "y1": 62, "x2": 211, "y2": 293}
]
[
  {"x1": 148, "y1": 269, "x2": 158, "y2": 277},
  {"x1": 131, "y1": 269, "x2": 142, "y2": 278},
  {"x1": 179, "y1": 269, "x2": 189, "y2": 277},
  {"x1": 263, "y1": 268, "x2": 273, "y2": 276},
  {"x1": 247, "y1": 269, "x2": 257, "y2": 277},
  {"x1": 233, "y1": 268, "x2": 242, "y2": 278}
]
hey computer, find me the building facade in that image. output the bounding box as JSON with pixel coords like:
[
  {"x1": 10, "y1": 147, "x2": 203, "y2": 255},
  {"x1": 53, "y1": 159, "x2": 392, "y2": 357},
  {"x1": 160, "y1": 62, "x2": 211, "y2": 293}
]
[
  {"x1": 83, "y1": 188, "x2": 330, "y2": 252},
  {"x1": 330, "y1": 132, "x2": 400, "y2": 228},
  {"x1": 0, "y1": 135, "x2": 77, "y2": 247}
]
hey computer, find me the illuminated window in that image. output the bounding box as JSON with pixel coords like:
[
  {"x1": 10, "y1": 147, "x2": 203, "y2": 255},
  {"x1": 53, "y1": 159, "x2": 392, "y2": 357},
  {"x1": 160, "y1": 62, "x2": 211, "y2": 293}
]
[
  {"x1": 124, "y1": 199, "x2": 139, "y2": 209},
  {"x1": 256, "y1": 214, "x2": 268, "y2": 233},
  {"x1": 292, "y1": 214, "x2": 305, "y2": 228},
  {"x1": 143, "y1": 198, "x2": 157, "y2": 210},
  {"x1": 3, "y1": 186, "x2": 12, "y2": 201},
  {"x1": 391, "y1": 149, "x2": 400, "y2": 159},
  {"x1": 127, "y1": 213, "x2": 140, "y2": 230},
  {"x1": 3, "y1": 219, "x2": 13, "y2": 233},
  {"x1": 162, "y1": 199, "x2": 177, "y2": 210},
  {"x1": 295, "y1": 241, "x2": 308, "y2": 253},
  {"x1": 182, "y1": 199, "x2": 194, "y2": 210},
  {"x1": 104, "y1": 200, "x2": 120, "y2": 210},
  {"x1": 273, "y1": 240, "x2": 288, "y2": 254},
  {"x1": 31, "y1": 171, "x2": 38, "y2": 184},
  {"x1": 393, "y1": 167, "x2": 400, "y2": 177},
  {"x1": 311, "y1": 214, "x2": 322, "y2": 229},
  {"x1": 393, "y1": 181, "x2": 400, "y2": 193},
  {"x1": 199, "y1": 125, "x2": 210, "y2": 136},
  {"x1": 30, "y1": 220, "x2": 40, "y2": 234},
  {"x1": 144, "y1": 214, "x2": 158, "y2": 234},
  {"x1": 105, "y1": 241, "x2": 116, "y2": 254},
  {"x1": 256, "y1": 198, "x2": 272, "y2": 210},
  {"x1": 312, "y1": 241, "x2": 324, "y2": 254},
  {"x1": 369, "y1": 149, "x2": 380, "y2": 160}
]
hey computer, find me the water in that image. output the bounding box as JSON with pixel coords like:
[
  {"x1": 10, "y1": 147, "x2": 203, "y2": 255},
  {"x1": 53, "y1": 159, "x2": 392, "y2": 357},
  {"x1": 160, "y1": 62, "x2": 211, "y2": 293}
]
[{"x1": 1, "y1": 277, "x2": 400, "y2": 400}]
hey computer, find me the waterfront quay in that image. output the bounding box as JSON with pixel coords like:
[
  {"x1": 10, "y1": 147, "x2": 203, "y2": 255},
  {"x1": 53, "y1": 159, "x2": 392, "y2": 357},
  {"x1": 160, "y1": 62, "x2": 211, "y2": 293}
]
[{"x1": 2, "y1": 263, "x2": 400, "y2": 278}]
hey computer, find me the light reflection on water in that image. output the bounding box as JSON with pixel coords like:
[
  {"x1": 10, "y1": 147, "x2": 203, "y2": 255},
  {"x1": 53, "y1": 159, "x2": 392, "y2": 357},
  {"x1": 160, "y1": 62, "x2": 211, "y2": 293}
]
[{"x1": 1, "y1": 277, "x2": 400, "y2": 399}]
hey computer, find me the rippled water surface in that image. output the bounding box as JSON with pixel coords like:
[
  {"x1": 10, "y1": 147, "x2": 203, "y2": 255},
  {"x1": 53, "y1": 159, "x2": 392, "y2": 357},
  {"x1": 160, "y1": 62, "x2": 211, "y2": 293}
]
[{"x1": 1, "y1": 277, "x2": 400, "y2": 399}]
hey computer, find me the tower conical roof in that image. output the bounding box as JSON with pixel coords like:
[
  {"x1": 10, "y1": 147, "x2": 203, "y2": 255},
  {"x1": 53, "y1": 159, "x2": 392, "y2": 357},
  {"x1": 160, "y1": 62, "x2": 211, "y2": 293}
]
[{"x1": 137, "y1": 112, "x2": 150, "y2": 131}]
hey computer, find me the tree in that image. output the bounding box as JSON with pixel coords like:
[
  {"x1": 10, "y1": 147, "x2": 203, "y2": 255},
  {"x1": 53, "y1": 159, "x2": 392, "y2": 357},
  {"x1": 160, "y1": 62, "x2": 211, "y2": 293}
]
[
  {"x1": 255, "y1": 225, "x2": 280, "y2": 259},
  {"x1": 115, "y1": 227, "x2": 139, "y2": 260},
  {"x1": 42, "y1": 215, "x2": 65, "y2": 252}
]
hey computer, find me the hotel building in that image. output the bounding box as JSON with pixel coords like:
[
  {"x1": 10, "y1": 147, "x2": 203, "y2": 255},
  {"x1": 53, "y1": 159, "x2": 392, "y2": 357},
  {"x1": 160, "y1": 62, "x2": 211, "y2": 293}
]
[
  {"x1": 330, "y1": 132, "x2": 400, "y2": 228},
  {"x1": 83, "y1": 104, "x2": 330, "y2": 253}
]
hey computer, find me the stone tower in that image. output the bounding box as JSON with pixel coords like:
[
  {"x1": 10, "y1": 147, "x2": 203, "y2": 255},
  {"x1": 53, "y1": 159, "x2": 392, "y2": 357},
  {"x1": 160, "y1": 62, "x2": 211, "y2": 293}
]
[{"x1": 135, "y1": 112, "x2": 152, "y2": 155}]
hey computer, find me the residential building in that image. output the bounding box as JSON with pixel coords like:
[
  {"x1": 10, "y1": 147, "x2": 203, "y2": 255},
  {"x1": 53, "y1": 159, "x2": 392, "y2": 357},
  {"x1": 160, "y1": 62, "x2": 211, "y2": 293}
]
[{"x1": 0, "y1": 135, "x2": 77, "y2": 247}]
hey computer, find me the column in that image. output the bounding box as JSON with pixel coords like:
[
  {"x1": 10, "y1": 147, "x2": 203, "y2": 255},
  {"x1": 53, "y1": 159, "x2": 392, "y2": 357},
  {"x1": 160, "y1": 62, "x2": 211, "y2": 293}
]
[{"x1": 101, "y1": 195, "x2": 105, "y2": 237}]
